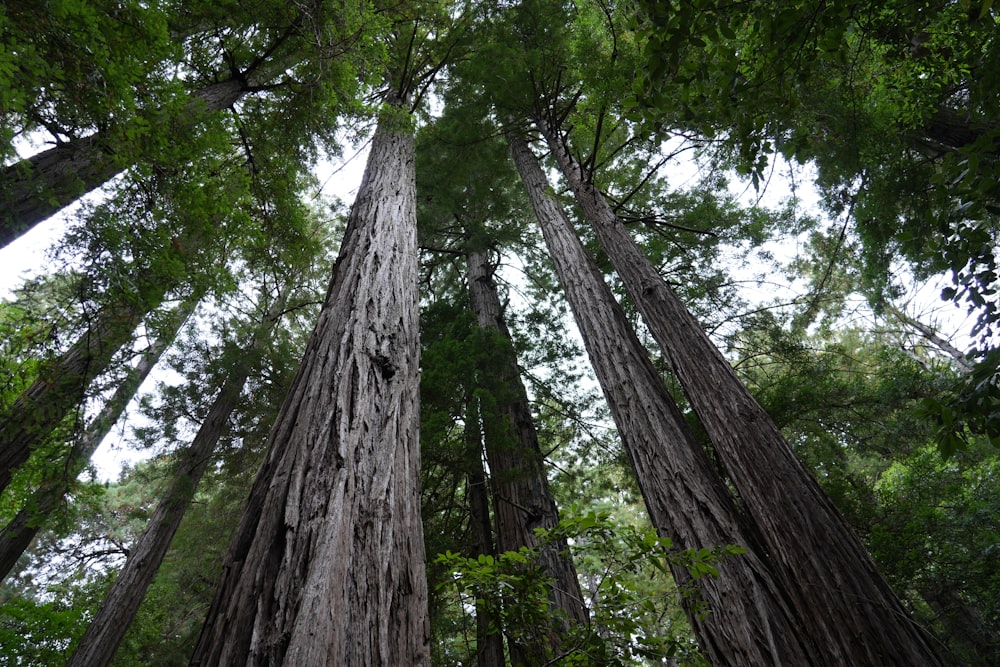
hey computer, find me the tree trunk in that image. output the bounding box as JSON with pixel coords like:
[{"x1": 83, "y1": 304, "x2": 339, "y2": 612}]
[
  {"x1": 467, "y1": 248, "x2": 589, "y2": 661},
  {"x1": 919, "y1": 106, "x2": 1000, "y2": 159},
  {"x1": 0, "y1": 78, "x2": 247, "y2": 249},
  {"x1": 0, "y1": 299, "x2": 168, "y2": 495},
  {"x1": 507, "y1": 129, "x2": 813, "y2": 666},
  {"x1": 0, "y1": 302, "x2": 188, "y2": 582},
  {"x1": 464, "y1": 396, "x2": 507, "y2": 667},
  {"x1": 537, "y1": 120, "x2": 944, "y2": 666},
  {"x1": 190, "y1": 103, "x2": 429, "y2": 666},
  {"x1": 921, "y1": 585, "x2": 997, "y2": 666},
  {"x1": 67, "y1": 289, "x2": 287, "y2": 667}
]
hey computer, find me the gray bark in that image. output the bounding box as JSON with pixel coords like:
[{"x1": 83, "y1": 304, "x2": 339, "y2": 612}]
[
  {"x1": 885, "y1": 303, "x2": 975, "y2": 373},
  {"x1": 190, "y1": 105, "x2": 429, "y2": 665},
  {"x1": 537, "y1": 120, "x2": 944, "y2": 666},
  {"x1": 467, "y1": 249, "x2": 589, "y2": 661},
  {"x1": 0, "y1": 78, "x2": 246, "y2": 249},
  {"x1": 0, "y1": 303, "x2": 188, "y2": 582},
  {"x1": 67, "y1": 290, "x2": 288, "y2": 667},
  {"x1": 507, "y1": 129, "x2": 813, "y2": 666}
]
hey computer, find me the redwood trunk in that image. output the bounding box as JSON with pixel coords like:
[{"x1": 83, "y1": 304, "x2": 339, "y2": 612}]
[
  {"x1": 67, "y1": 290, "x2": 287, "y2": 667},
  {"x1": 0, "y1": 301, "x2": 162, "y2": 494},
  {"x1": 464, "y1": 397, "x2": 507, "y2": 667},
  {"x1": 467, "y1": 249, "x2": 589, "y2": 657},
  {"x1": 508, "y1": 129, "x2": 812, "y2": 666},
  {"x1": 0, "y1": 78, "x2": 246, "y2": 248},
  {"x1": 190, "y1": 105, "x2": 429, "y2": 665},
  {"x1": 538, "y1": 121, "x2": 943, "y2": 665},
  {"x1": 0, "y1": 303, "x2": 186, "y2": 582}
]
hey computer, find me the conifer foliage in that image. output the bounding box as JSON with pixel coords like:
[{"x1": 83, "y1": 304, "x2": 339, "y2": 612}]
[{"x1": 1, "y1": 1, "x2": 998, "y2": 665}]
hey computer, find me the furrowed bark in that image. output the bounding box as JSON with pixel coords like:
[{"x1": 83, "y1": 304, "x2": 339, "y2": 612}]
[
  {"x1": 0, "y1": 78, "x2": 246, "y2": 249},
  {"x1": 466, "y1": 249, "x2": 589, "y2": 661},
  {"x1": 537, "y1": 120, "x2": 944, "y2": 666},
  {"x1": 0, "y1": 302, "x2": 189, "y2": 582},
  {"x1": 190, "y1": 104, "x2": 429, "y2": 666},
  {"x1": 67, "y1": 289, "x2": 288, "y2": 667},
  {"x1": 507, "y1": 129, "x2": 813, "y2": 666}
]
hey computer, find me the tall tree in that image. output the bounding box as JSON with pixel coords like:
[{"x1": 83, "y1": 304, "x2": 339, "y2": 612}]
[
  {"x1": 0, "y1": 277, "x2": 182, "y2": 495},
  {"x1": 0, "y1": 76, "x2": 248, "y2": 248},
  {"x1": 412, "y1": 90, "x2": 589, "y2": 657},
  {"x1": 633, "y1": 0, "x2": 1000, "y2": 451},
  {"x1": 67, "y1": 283, "x2": 292, "y2": 667},
  {"x1": 190, "y1": 94, "x2": 429, "y2": 664},
  {"x1": 0, "y1": 301, "x2": 191, "y2": 583},
  {"x1": 535, "y1": 113, "x2": 944, "y2": 664},
  {"x1": 462, "y1": 392, "x2": 507, "y2": 667},
  {"x1": 507, "y1": 126, "x2": 812, "y2": 666},
  {"x1": 466, "y1": 249, "x2": 588, "y2": 654},
  {"x1": 1, "y1": 0, "x2": 366, "y2": 248}
]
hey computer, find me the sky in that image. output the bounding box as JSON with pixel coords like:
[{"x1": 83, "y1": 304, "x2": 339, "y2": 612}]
[{"x1": 0, "y1": 132, "x2": 975, "y2": 482}]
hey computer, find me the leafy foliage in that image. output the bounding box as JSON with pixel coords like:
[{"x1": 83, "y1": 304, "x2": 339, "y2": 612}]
[
  {"x1": 1, "y1": 0, "x2": 999, "y2": 663},
  {"x1": 435, "y1": 509, "x2": 739, "y2": 666}
]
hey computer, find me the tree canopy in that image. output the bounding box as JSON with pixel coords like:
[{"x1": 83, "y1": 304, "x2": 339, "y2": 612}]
[{"x1": 0, "y1": 1, "x2": 997, "y2": 665}]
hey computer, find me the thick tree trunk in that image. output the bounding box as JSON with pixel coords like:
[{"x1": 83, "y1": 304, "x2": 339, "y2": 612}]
[
  {"x1": 0, "y1": 303, "x2": 187, "y2": 582},
  {"x1": 507, "y1": 129, "x2": 813, "y2": 666},
  {"x1": 921, "y1": 586, "x2": 997, "y2": 666},
  {"x1": 467, "y1": 249, "x2": 589, "y2": 661},
  {"x1": 0, "y1": 78, "x2": 247, "y2": 248},
  {"x1": 190, "y1": 104, "x2": 429, "y2": 666},
  {"x1": 464, "y1": 397, "x2": 507, "y2": 667},
  {"x1": 0, "y1": 301, "x2": 165, "y2": 495},
  {"x1": 67, "y1": 290, "x2": 287, "y2": 667},
  {"x1": 537, "y1": 120, "x2": 945, "y2": 665}
]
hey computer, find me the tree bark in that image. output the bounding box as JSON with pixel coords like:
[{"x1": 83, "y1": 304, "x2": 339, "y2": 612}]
[
  {"x1": 885, "y1": 303, "x2": 975, "y2": 373},
  {"x1": 0, "y1": 300, "x2": 166, "y2": 495},
  {"x1": 507, "y1": 129, "x2": 813, "y2": 666},
  {"x1": 537, "y1": 120, "x2": 944, "y2": 666},
  {"x1": 67, "y1": 289, "x2": 287, "y2": 667},
  {"x1": 190, "y1": 104, "x2": 429, "y2": 666},
  {"x1": 467, "y1": 248, "x2": 589, "y2": 661},
  {"x1": 0, "y1": 302, "x2": 188, "y2": 582},
  {"x1": 464, "y1": 396, "x2": 507, "y2": 667},
  {"x1": 0, "y1": 78, "x2": 247, "y2": 249}
]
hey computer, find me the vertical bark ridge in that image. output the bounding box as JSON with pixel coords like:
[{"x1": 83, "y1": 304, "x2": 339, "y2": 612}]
[
  {"x1": 507, "y1": 128, "x2": 813, "y2": 666},
  {"x1": 190, "y1": 105, "x2": 429, "y2": 666},
  {"x1": 467, "y1": 249, "x2": 589, "y2": 659},
  {"x1": 536, "y1": 119, "x2": 944, "y2": 666}
]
